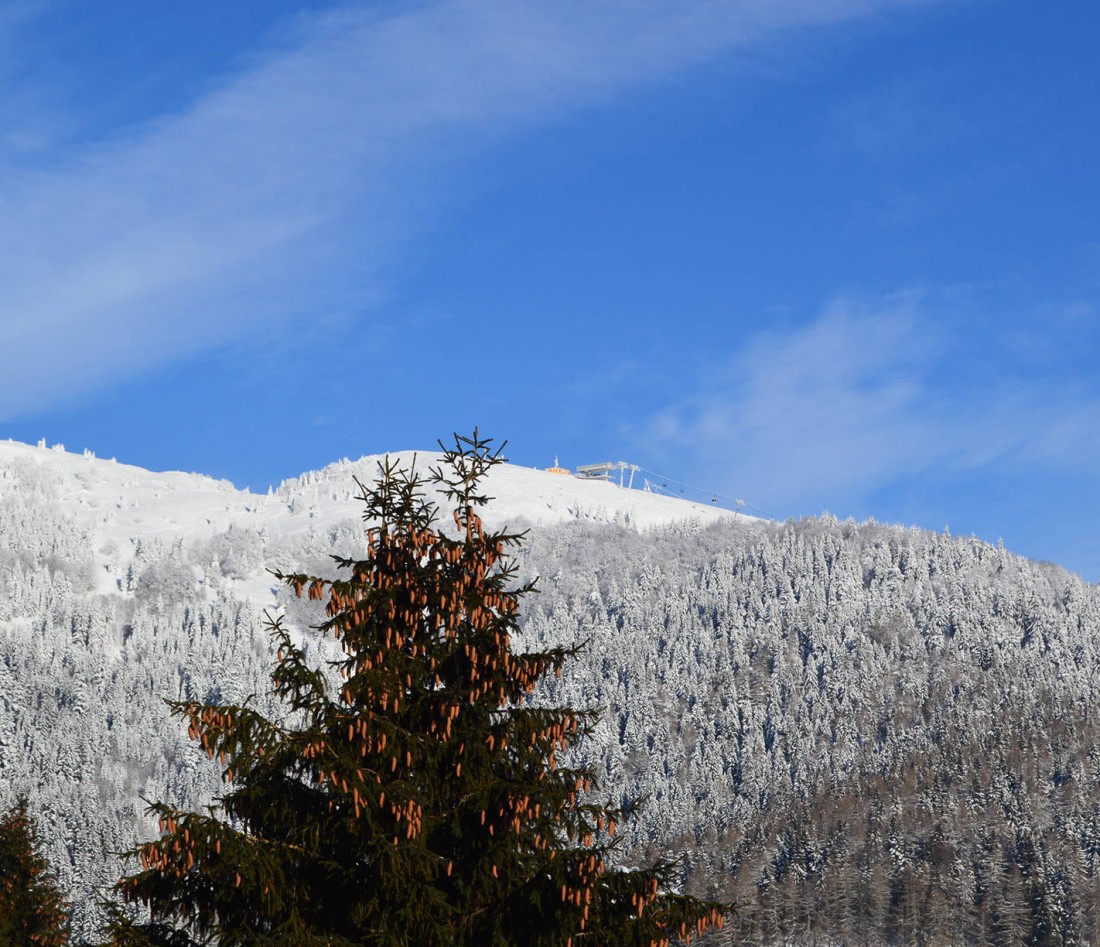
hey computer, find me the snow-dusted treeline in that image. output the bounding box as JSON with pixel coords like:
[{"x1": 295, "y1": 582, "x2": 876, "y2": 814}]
[{"x1": 1, "y1": 443, "x2": 1099, "y2": 944}]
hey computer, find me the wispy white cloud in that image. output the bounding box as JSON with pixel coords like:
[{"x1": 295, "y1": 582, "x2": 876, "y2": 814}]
[
  {"x1": 0, "y1": 0, "x2": 941, "y2": 417},
  {"x1": 642, "y1": 292, "x2": 1100, "y2": 512}
]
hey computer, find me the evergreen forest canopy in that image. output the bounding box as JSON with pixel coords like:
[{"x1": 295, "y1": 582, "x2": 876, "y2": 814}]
[{"x1": 0, "y1": 444, "x2": 1098, "y2": 944}]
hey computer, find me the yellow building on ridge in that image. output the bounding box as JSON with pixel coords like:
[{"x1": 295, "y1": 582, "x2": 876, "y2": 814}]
[{"x1": 545, "y1": 456, "x2": 572, "y2": 476}]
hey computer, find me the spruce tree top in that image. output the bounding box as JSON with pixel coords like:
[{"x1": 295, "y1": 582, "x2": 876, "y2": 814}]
[{"x1": 108, "y1": 431, "x2": 727, "y2": 946}]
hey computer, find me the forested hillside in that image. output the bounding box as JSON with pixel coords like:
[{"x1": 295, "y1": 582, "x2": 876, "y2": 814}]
[
  {"x1": 520, "y1": 518, "x2": 1100, "y2": 945},
  {"x1": 1, "y1": 444, "x2": 1097, "y2": 944}
]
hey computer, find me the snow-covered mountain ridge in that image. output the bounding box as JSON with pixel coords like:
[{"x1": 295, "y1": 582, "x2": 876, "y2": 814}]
[
  {"x1": 0, "y1": 438, "x2": 745, "y2": 607},
  {"x1": 4, "y1": 437, "x2": 1100, "y2": 944}
]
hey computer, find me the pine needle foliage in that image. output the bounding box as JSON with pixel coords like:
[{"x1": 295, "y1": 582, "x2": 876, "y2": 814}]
[
  {"x1": 106, "y1": 431, "x2": 728, "y2": 946},
  {"x1": 0, "y1": 797, "x2": 71, "y2": 947}
]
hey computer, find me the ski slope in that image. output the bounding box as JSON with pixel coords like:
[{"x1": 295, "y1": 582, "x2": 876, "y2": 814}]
[{"x1": 0, "y1": 438, "x2": 753, "y2": 608}]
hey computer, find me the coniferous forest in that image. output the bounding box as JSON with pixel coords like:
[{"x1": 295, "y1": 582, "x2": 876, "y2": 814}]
[{"x1": 1, "y1": 445, "x2": 1099, "y2": 943}]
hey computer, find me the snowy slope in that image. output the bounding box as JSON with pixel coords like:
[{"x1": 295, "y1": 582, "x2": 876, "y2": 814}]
[{"x1": 0, "y1": 439, "x2": 752, "y2": 607}]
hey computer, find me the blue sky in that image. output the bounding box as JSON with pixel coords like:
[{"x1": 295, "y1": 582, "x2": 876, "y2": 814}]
[{"x1": 2, "y1": 1, "x2": 1098, "y2": 578}]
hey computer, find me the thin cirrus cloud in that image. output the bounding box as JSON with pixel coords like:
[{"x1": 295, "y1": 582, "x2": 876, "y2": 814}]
[
  {"x1": 0, "y1": 0, "x2": 940, "y2": 418},
  {"x1": 647, "y1": 295, "x2": 1100, "y2": 511}
]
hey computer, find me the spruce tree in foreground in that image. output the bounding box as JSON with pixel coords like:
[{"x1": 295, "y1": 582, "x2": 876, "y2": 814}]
[
  {"x1": 0, "y1": 798, "x2": 71, "y2": 947},
  {"x1": 106, "y1": 431, "x2": 727, "y2": 946}
]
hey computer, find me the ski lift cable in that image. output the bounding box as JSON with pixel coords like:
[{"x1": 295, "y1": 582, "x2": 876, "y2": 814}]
[{"x1": 632, "y1": 465, "x2": 781, "y2": 521}]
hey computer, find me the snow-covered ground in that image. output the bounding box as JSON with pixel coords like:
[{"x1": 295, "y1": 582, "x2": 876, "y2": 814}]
[{"x1": 0, "y1": 438, "x2": 752, "y2": 608}]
